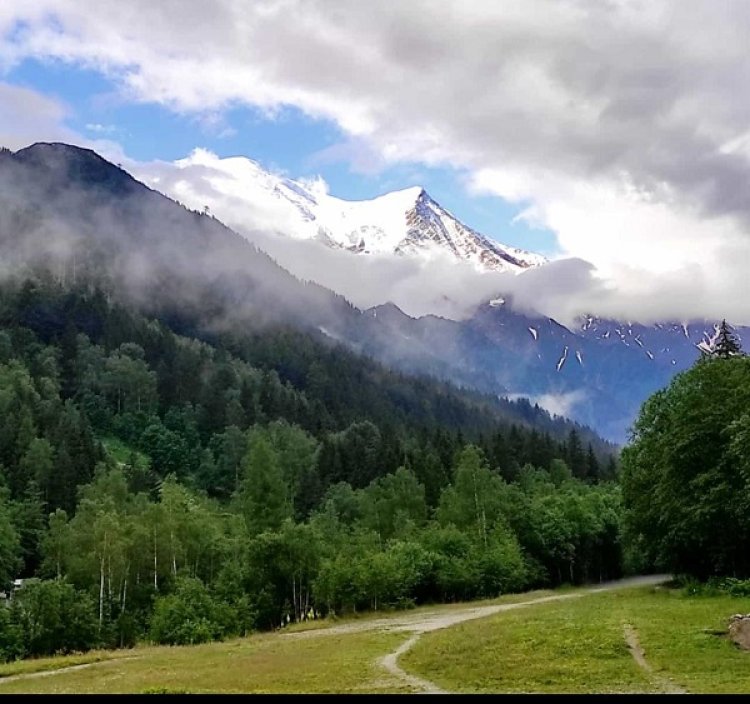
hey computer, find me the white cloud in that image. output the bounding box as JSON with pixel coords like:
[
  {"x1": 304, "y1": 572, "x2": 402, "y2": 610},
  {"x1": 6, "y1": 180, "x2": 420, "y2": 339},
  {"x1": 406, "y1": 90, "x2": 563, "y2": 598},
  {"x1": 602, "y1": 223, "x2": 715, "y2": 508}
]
[
  {"x1": 0, "y1": 82, "x2": 130, "y2": 170},
  {"x1": 0, "y1": 82, "x2": 74, "y2": 149},
  {"x1": 127, "y1": 148, "x2": 515, "y2": 318},
  {"x1": 507, "y1": 390, "x2": 588, "y2": 420},
  {"x1": 85, "y1": 123, "x2": 117, "y2": 134},
  {"x1": 123, "y1": 149, "x2": 750, "y2": 327},
  {"x1": 4, "y1": 2, "x2": 750, "y2": 323}
]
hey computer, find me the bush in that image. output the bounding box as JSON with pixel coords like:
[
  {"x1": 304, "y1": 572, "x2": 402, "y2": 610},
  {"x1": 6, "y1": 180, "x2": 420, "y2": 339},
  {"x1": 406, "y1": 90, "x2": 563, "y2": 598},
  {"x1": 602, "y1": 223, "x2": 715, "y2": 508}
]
[
  {"x1": 11, "y1": 579, "x2": 99, "y2": 657},
  {"x1": 0, "y1": 606, "x2": 24, "y2": 663},
  {"x1": 421, "y1": 527, "x2": 478, "y2": 602},
  {"x1": 471, "y1": 527, "x2": 528, "y2": 597},
  {"x1": 149, "y1": 577, "x2": 233, "y2": 646},
  {"x1": 384, "y1": 540, "x2": 435, "y2": 606},
  {"x1": 709, "y1": 577, "x2": 750, "y2": 597},
  {"x1": 212, "y1": 563, "x2": 257, "y2": 636}
]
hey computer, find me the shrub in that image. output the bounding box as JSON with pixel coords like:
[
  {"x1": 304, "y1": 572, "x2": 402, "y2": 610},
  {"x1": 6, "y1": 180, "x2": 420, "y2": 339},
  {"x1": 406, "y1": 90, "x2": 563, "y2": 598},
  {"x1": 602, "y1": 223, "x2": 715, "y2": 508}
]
[
  {"x1": 712, "y1": 577, "x2": 750, "y2": 597},
  {"x1": 149, "y1": 577, "x2": 233, "y2": 646},
  {"x1": 10, "y1": 579, "x2": 99, "y2": 657},
  {"x1": 471, "y1": 527, "x2": 528, "y2": 597},
  {"x1": 0, "y1": 606, "x2": 24, "y2": 663}
]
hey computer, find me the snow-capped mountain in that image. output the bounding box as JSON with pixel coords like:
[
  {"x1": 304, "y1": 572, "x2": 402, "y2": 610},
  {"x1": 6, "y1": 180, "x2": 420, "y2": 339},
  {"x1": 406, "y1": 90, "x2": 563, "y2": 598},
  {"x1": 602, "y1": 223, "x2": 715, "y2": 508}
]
[
  {"x1": 358, "y1": 293, "x2": 750, "y2": 442},
  {"x1": 163, "y1": 150, "x2": 545, "y2": 273},
  {"x1": 466, "y1": 305, "x2": 749, "y2": 440},
  {"x1": 295, "y1": 184, "x2": 545, "y2": 273},
  {"x1": 150, "y1": 151, "x2": 746, "y2": 441},
  {"x1": 576, "y1": 316, "x2": 730, "y2": 366},
  {"x1": 8, "y1": 142, "x2": 747, "y2": 444}
]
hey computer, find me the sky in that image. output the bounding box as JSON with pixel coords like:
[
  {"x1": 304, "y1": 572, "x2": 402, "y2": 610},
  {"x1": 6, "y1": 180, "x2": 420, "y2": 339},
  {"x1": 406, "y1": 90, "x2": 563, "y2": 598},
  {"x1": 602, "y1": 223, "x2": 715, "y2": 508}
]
[{"x1": 2, "y1": 1, "x2": 750, "y2": 325}]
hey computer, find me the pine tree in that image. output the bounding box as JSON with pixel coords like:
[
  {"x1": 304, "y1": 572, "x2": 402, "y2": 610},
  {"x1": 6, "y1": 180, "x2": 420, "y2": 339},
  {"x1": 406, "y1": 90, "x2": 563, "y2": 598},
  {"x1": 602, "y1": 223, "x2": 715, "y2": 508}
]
[
  {"x1": 586, "y1": 444, "x2": 600, "y2": 482},
  {"x1": 565, "y1": 429, "x2": 585, "y2": 477},
  {"x1": 712, "y1": 319, "x2": 743, "y2": 359}
]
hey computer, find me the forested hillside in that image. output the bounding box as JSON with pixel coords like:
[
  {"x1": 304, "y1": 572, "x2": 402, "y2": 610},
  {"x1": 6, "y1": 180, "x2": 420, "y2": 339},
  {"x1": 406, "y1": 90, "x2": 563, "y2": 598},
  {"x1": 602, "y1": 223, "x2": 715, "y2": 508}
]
[
  {"x1": 0, "y1": 143, "x2": 620, "y2": 447},
  {"x1": 0, "y1": 276, "x2": 621, "y2": 660},
  {"x1": 621, "y1": 329, "x2": 750, "y2": 579}
]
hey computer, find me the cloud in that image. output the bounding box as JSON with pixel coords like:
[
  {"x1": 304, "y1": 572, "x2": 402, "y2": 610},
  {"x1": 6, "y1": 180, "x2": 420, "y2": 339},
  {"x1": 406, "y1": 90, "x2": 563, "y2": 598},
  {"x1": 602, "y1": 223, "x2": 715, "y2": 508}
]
[
  {"x1": 123, "y1": 148, "x2": 750, "y2": 327},
  {"x1": 128, "y1": 148, "x2": 507, "y2": 318},
  {"x1": 85, "y1": 122, "x2": 117, "y2": 134},
  {"x1": 0, "y1": 82, "x2": 75, "y2": 149},
  {"x1": 507, "y1": 390, "x2": 588, "y2": 420},
  {"x1": 0, "y1": 82, "x2": 128, "y2": 165},
  {"x1": 137, "y1": 148, "x2": 317, "y2": 238},
  {"x1": 4, "y1": 2, "x2": 750, "y2": 323},
  {"x1": 307, "y1": 138, "x2": 390, "y2": 177}
]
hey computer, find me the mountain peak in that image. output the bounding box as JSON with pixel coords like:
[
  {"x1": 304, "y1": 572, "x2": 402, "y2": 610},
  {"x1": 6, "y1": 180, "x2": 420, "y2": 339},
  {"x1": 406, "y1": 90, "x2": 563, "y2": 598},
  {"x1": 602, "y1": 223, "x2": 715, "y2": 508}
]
[
  {"x1": 16, "y1": 141, "x2": 91, "y2": 155},
  {"x1": 312, "y1": 181, "x2": 545, "y2": 271},
  {"x1": 390, "y1": 185, "x2": 427, "y2": 202},
  {"x1": 367, "y1": 301, "x2": 413, "y2": 321},
  {"x1": 12, "y1": 142, "x2": 137, "y2": 195},
  {"x1": 180, "y1": 153, "x2": 545, "y2": 273},
  {"x1": 14, "y1": 142, "x2": 108, "y2": 168},
  {"x1": 364, "y1": 184, "x2": 426, "y2": 208}
]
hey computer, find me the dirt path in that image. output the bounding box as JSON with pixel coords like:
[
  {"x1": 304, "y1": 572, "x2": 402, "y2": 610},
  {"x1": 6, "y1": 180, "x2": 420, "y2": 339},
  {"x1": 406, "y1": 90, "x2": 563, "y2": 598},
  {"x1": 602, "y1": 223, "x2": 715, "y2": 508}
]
[
  {"x1": 376, "y1": 592, "x2": 595, "y2": 693},
  {"x1": 0, "y1": 656, "x2": 141, "y2": 685},
  {"x1": 380, "y1": 635, "x2": 447, "y2": 694},
  {"x1": 0, "y1": 576, "x2": 668, "y2": 691},
  {"x1": 283, "y1": 574, "x2": 670, "y2": 693},
  {"x1": 623, "y1": 624, "x2": 686, "y2": 694}
]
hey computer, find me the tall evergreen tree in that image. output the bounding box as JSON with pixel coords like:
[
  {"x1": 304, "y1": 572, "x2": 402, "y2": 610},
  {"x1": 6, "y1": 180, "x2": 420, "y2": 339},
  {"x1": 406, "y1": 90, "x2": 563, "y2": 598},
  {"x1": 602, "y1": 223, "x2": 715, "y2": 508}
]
[
  {"x1": 586, "y1": 443, "x2": 600, "y2": 481},
  {"x1": 711, "y1": 319, "x2": 743, "y2": 359},
  {"x1": 565, "y1": 429, "x2": 586, "y2": 478}
]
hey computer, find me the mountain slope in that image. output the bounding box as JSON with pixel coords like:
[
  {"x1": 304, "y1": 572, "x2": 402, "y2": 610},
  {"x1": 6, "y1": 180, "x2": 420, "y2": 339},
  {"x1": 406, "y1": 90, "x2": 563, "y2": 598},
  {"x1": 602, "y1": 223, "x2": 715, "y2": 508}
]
[
  {"x1": 0, "y1": 142, "x2": 359, "y2": 334},
  {"x1": 0, "y1": 142, "x2": 603, "y2": 449},
  {"x1": 164, "y1": 149, "x2": 545, "y2": 272},
  {"x1": 355, "y1": 296, "x2": 748, "y2": 442},
  {"x1": 5, "y1": 142, "x2": 736, "y2": 444}
]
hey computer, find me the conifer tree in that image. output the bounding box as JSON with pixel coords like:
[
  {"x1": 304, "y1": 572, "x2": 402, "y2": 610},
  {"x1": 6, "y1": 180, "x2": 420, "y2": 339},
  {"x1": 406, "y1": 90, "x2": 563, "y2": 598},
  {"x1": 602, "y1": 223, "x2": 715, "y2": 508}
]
[{"x1": 712, "y1": 319, "x2": 743, "y2": 359}]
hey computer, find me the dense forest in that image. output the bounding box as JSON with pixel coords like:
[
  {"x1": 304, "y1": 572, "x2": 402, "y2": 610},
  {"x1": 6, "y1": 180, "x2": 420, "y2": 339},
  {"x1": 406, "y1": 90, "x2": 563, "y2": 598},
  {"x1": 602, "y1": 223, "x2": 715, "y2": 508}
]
[
  {"x1": 0, "y1": 275, "x2": 620, "y2": 660},
  {"x1": 621, "y1": 323, "x2": 750, "y2": 579}
]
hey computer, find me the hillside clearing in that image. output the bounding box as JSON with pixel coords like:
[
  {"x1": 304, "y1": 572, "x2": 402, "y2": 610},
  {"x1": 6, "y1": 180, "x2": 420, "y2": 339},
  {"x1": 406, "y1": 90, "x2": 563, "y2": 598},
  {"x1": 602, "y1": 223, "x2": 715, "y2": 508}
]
[
  {"x1": 0, "y1": 577, "x2": 663, "y2": 694},
  {"x1": 402, "y1": 584, "x2": 750, "y2": 694}
]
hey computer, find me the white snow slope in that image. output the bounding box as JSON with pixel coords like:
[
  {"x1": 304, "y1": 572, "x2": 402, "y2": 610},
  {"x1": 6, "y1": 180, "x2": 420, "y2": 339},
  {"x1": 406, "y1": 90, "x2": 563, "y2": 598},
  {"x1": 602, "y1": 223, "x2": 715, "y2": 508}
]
[{"x1": 162, "y1": 149, "x2": 545, "y2": 273}]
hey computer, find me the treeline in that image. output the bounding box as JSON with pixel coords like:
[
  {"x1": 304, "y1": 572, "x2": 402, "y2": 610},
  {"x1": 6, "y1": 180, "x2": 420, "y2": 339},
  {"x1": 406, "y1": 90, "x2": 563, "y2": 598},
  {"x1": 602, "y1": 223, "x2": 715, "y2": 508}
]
[
  {"x1": 0, "y1": 278, "x2": 614, "y2": 513},
  {"x1": 0, "y1": 277, "x2": 621, "y2": 661},
  {"x1": 1, "y1": 444, "x2": 621, "y2": 660}
]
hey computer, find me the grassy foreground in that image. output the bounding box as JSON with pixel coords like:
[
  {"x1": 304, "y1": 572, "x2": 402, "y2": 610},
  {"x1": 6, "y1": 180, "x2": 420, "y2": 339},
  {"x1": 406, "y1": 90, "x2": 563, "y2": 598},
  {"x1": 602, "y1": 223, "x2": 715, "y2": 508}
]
[
  {"x1": 402, "y1": 586, "x2": 750, "y2": 694},
  {"x1": 0, "y1": 631, "x2": 408, "y2": 694},
  {"x1": 0, "y1": 590, "x2": 555, "y2": 694},
  {"x1": 2, "y1": 583, "x2": 749, "y2": 693}
]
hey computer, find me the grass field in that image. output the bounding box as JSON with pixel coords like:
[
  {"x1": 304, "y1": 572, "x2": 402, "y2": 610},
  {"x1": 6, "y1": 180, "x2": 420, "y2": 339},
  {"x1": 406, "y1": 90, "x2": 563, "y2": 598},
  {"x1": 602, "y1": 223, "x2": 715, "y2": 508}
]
[
  {"x1": 0, "y1": 631, "x2": 408, "y2": 694},
  {"x1": 2, "y1": 582, "x2": 749, "y2": 694},
  {"x1": 0, "y1": 589, "x2": 558, "y2": 694},
  {"x1": 0, "y1": 650, "x2": 125, "y2": 679},
  {"x1": 402, "y1": 586, "x2": 750, "y2": 694}
]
